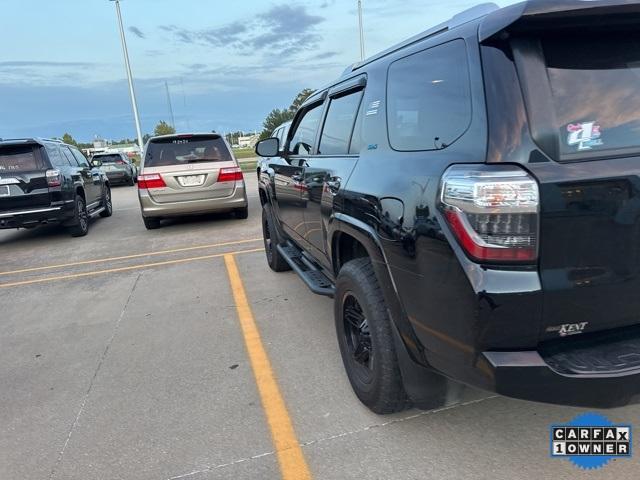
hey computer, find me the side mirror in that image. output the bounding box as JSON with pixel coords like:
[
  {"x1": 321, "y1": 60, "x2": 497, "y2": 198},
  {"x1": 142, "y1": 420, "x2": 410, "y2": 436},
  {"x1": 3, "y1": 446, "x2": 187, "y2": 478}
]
[
  {"x1": 91, "y1": 159, "x2": 102, "y2": 167},
  {"x1": 255, "y1": 138, "x2": 280, "y2": 158}
]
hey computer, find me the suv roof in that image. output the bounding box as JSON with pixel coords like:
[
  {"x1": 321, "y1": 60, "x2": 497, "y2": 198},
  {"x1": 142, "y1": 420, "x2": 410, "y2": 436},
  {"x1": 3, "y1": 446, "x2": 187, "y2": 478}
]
[
  {"x1": 148, "y1": 133, "x2": 224, "y2": 142},
  {"x1": 0, "y1": 138, "x2": 65, "y2": 147}
]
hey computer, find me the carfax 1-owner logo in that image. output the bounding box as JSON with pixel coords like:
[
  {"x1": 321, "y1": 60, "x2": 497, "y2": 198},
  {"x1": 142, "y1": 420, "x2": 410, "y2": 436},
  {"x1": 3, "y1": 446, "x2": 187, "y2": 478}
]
[
  {"x1": 551, "y1": 413, "x2": 632, "y2": 470},
  {"x1": 566, "y1": 121, "x2": 603, "y2": 151}
]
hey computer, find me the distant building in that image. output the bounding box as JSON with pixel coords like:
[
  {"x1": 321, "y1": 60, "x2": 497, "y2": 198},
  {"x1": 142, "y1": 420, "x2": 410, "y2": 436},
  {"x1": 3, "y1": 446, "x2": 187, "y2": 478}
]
[
  {"x1": 237, "y1": 134, "x2": 260, "y2": 149},
  {"x1": 83, "y1": 135, "x2": 141, "y2": 158}
]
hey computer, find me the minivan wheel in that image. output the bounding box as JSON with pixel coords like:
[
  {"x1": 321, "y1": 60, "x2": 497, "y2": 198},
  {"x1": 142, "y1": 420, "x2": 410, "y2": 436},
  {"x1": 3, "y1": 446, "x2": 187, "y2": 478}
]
[
  {"x1": 143, "y1": 216, "x2": 161, "y2": 230},
  {"x1": 128, "y1": 175, "x2": 135, "y2": 186},
  {"x1": 235, "y1": 206, "x2": 249, "y2": 219},
  {"x1": 262, "y1": 204, "x2": 291, "y2": 272},
  {"x1": 335, "y1": 258, "x2": 410, "y2": 414},
  {"x1": 68, "y1": 196, "x2": 89, "y2": 237},
  {"x1": 99, "y1": 186, "x2": 113, "y2": 217}
]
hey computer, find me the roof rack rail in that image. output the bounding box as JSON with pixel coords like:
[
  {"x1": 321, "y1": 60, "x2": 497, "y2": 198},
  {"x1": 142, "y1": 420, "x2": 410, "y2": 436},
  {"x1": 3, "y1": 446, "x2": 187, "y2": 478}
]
[{"x1": 347, "y1": 2, "x2": 499, "y2": 74}]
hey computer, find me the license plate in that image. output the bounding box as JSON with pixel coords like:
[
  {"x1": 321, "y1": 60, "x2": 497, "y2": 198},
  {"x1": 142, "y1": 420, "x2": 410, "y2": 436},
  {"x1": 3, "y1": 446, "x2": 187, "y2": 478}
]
[
  {"x1": 178, "y1": 175, "x2": 205, "y2": 187},
  {"x1": 0, "y1": 186, "x2": 9, "y2": 197}
]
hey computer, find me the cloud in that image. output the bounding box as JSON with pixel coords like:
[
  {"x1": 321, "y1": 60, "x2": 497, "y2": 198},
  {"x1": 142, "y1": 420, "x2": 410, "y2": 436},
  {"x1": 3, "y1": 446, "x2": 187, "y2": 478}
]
[
  {"x1": 311, "y1": 51, "x2": 339, "y2": 60},
  {"x1": 0, "y1": 61, "x2": 93, "y2": 68},
  {"x1": 161, "y1": 4, "x2": 325, "y2": 56},
  {"x1": 128, "y1": 26, "x2": 145, "y2": 39}
]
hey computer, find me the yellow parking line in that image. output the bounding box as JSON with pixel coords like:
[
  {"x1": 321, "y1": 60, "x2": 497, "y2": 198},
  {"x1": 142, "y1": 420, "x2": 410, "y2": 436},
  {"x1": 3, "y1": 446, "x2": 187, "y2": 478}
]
[
  {"x1": 0, "y1": 238, "x2": 262, "y2": 276},
  {"x1": 0, "y1": 248, "x2": 264, "y2": 288},
  {"x1": 224, "y1": 255, "x2": 312, "y2": 480}
]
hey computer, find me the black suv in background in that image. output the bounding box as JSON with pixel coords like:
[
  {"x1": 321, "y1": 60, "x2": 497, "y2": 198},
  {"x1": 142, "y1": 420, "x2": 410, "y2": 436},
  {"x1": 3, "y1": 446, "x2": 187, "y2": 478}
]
[
  {"x1": 0, "y1": 138, "x2": 112, "y2": 237},
  {"x1": 256, "y1": 0, "x2": 640, "y2": 413}
]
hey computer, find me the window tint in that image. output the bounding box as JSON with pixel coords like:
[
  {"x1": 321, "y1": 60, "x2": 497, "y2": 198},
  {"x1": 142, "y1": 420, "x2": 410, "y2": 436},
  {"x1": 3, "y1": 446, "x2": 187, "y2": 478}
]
[
  {"x1": 319, "y1": 91, "x2": 363, "y2": 156},
  {"x1": 95, "y1": 154, "x2": 125, "y2": 164},
  {"x1": 145, "y1": 136, "x2": 232, "y2": 167},
  {"x1": 542, "y1": 32, "x2": 640, "y2": 156},
  {"x1": 290, "y1": 104, "x2": 324, "y2": 155},
  {"x1": 349, "y1": 99, "x2": 364, "y2": 154},
  {"x1": 387, "y1": 39, "x2": 471, "y2": 151},
  {"x1": 45, "y1": 144, "x2": 71, "y2": 167},
  {"x1": 0, "y1": 145, "x2": 41, "y2": 171},
  {"x1": 61, "y1": 147, "x2": 79, "y2": 167},
  {"x1": 71, "y1": 148, "x2": 90, "y2": 167}
]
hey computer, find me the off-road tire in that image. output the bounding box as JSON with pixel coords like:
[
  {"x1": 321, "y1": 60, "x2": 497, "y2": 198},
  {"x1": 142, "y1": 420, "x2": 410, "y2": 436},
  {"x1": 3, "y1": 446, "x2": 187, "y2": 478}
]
[
  {"x1": 262, "y1": 204, "x2": 291, "y2": 272},
  {"x1": 335, "y1": 258, "x2": 410, "y2": 414},
  {"x1": 68, "y1": 196, "x2": 89, "y2": 237},
  {"x1": 99, "y1": 186, "x2": 113, "y2": 217}
]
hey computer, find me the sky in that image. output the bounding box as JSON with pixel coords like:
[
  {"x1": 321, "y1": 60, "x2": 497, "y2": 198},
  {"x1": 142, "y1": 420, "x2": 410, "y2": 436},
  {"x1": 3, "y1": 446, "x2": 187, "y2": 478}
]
[{"x1": 0, "y1": 0, "x2": 518, "y2": 143}]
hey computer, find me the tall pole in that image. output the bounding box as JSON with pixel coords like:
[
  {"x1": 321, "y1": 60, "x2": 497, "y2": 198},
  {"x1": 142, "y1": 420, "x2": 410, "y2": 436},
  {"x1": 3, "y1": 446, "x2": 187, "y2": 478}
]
[
  {"x1": 165, "y1": 81, "x2": 175, "y2": 130},
  {"x1": 111, "y1": 0, "x2": 144, "y2": 153},
  {"x1": 358, "y1": 0, "x2": 365, "y2": 61}
]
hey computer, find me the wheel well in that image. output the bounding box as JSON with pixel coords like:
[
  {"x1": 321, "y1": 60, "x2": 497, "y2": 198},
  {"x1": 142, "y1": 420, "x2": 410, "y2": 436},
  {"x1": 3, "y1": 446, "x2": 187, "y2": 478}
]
[{"x1": 334, "y1": 232, "x2": 369, "y2": 273}]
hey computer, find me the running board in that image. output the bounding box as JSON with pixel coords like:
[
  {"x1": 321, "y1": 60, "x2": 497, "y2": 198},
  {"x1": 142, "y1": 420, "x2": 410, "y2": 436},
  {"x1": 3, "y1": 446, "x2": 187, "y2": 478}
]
[
  {"x1": 277, "y1": 243, "x2": 335, "y2": 297},
  {"x1": 88, "y1": 207, "x2": 105, "y2": 218}
]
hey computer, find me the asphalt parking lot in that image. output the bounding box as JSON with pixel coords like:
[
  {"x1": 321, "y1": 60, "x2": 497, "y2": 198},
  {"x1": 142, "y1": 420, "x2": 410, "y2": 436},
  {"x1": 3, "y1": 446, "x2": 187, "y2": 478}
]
[{"x1": 1, "y1": 178, "x2": 638, "y2": 480}]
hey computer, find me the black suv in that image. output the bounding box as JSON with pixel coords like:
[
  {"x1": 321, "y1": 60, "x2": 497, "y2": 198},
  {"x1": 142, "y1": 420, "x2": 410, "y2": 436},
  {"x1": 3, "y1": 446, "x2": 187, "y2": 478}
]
[
  {"x1": 0, "y1": 138, "x2": 112, "y2": 237},
  {"x1": 256, "y1": 0, "x2": 640, "y2": 414}
]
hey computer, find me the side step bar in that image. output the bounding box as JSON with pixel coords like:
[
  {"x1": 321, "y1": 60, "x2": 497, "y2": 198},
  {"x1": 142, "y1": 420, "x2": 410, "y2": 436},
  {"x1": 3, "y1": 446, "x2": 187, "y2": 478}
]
[
  {"x1": 277, "y1": 243, "x2": 335, "y2": 297},
  {"x1": 88, "y1": 207, "x2": 105, "y2": 218}
]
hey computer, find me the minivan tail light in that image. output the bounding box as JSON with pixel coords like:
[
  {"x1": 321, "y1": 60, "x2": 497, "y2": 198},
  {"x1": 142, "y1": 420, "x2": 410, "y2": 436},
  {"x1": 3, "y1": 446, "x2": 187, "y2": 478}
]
[
  {"x1": 46, "y1": 169, "x2": 62, "y2": 187},
  {"x1": 440, "y1": 165, "x2": 539, "y2": 263},
  {"x1": 217, "y1": 167, "x2": 243, "y2": 183},
  {"x1": 138, "y1": 173, "x2": 166, "y2": 189}
]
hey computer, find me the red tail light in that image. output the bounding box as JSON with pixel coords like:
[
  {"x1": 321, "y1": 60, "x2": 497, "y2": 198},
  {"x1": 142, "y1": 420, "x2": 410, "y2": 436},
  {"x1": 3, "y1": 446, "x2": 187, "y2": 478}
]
[
  {"x1": 138, "y1": 173, "x2": 166, "y2": 189},
  {"x1": 46, "y1": 169, "x2": 62, "y2": 187},
  {"x1": 217, "y1": 167, "x2": 244, "y2": 183},
  {"x1": 440, "y1": 165, "x2": 539, "y2": 263}
]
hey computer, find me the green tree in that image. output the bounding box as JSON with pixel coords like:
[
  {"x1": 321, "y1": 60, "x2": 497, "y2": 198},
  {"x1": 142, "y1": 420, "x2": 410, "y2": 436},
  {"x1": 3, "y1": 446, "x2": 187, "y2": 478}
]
[
  {"x1": 259, "y1": 108, "x2": 294, "y2": 140},
  {"x1": 289, "y1": 88, "x2": 316, "y2": 114},
  {"x1": 153, "y1": 121, "x2": 176, "y2": 137},
  {"x1": 62, "y1": 133, "x2": 78, "y2": 146},
  {"x1": 142, "y1": 133, "x2": 152, "y2": 144}
]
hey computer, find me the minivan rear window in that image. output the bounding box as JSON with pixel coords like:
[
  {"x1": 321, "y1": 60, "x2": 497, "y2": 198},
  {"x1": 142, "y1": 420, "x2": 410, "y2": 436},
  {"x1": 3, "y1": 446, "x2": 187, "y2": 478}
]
[
  {"x1": 145, "y1": 136, "x2": 232, "y2": 167},
  {"x1": 0, "y1": 146, "x2": 40, "y2": 172},
  {"x1": 544, "y1": 33, "x2": 640, "y2": 156}
]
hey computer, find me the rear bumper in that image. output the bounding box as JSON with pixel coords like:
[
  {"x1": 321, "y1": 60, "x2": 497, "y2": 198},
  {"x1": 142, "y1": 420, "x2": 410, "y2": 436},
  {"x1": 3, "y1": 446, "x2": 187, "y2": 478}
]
[
  {"x1": 0, "y1": 205, "x2": 67, "y2": 229},
  {"x1": 138, "y1": 184, "x2": 248, "y2": 218},
  {"x1": 481, "y1": 350, "x2": 640, "y2": 409},
  {"x1": 105, "y1": 171, "x2": 132, "y2": 183}
]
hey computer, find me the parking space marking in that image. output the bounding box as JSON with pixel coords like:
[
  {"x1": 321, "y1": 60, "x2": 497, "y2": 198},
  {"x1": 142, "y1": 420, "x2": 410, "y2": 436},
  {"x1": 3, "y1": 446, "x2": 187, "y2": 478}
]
[
  {"x1": 0, "y1": 248, "x2": 264, "y2": 288},
  {"x1": 224, "y1": 254, "x2": 312, "y2": 480},
  {"x1": 0, "y1": 237, "x2": 262, "y2": 277}
]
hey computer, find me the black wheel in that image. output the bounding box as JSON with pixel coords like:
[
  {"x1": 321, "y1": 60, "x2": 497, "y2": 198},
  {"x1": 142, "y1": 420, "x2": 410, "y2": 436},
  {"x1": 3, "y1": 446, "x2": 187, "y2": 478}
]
[
  {"x1": 68, "y1": 196, "x2": 89, "y2": 237},
  {"x1": 128, "y1": 175, "x2": 135, "y2": 186},
  {"x1": 235, "y1": 206, "x2": 249, "y2": 219},
  {"x1": 143, "y1": 216, "x2": 161, "y2": 230},
  {"x1": 99, "y1": 186, "x2": 113, "y2": 217},
  {"x1": 335, "y1": 258, "x2": 410, "y2": 414},
  {"x1": 262, "y1": 204, "x2": 291, "y2": 272}
]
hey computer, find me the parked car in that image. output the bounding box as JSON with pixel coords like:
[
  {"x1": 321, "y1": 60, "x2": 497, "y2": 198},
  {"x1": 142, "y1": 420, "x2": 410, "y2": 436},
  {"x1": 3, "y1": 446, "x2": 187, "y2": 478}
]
[
  {"x1": 138, "y1": 133, "x2": 248, "y2": 230},
  {"x1": 256, "y1": 0, "x2": 640, "y2": 414},
  {"x1": 92, "y1": 152, "x2": 137, "y2": 186},
  {"x1": 0, "y1": 138, "x2": 112, "y2": 237}
]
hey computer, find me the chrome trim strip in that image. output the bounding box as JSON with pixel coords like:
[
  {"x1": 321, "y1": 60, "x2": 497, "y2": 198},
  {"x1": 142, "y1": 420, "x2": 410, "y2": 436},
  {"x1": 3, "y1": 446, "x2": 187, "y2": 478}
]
[{"x1": 0, "y1": 206, "x2": 62, "y2": 218}]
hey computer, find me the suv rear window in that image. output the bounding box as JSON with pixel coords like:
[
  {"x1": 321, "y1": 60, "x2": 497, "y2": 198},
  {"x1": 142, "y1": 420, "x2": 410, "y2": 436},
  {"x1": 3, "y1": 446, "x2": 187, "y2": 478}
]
[
  {"x1": 0, "y1": 145, "x2": 41, "y2": 172},
  {"x1": 95, "y1": 154, "x2": 124, "y2": 164},
  {"x1": 145, "y1": 136, "x2": 232, "y2": 167},
  {"x1": 544, "y1": 32, "x2": 640, "y2": 156}
]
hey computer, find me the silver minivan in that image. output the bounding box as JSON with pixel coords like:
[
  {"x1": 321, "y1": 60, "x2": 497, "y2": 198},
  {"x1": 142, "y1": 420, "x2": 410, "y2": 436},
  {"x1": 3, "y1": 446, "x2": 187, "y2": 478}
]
[{"x1": 138, "y1": 133, "x2": 248, "y2": 229}]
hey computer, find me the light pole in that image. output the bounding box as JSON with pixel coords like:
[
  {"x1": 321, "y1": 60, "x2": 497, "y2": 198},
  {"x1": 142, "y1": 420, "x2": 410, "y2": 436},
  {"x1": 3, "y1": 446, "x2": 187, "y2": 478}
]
[
  {"x1": 110, "y1": 0, "x2": 144, "y2": 153},
  {"x1": 357, "y1": 0, "x2": 365, "y2": 61}
]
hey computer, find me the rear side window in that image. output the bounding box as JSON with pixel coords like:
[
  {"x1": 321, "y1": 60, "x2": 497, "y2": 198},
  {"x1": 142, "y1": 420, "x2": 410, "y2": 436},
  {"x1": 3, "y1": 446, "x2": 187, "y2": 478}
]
[
  {"x1": 318, "y1": 91, "x2": 363, "y2": 156},
  {"x1": 0, "y1": 145, "x2": 41, "y2": 171},
  {"x1": 45, "y1": 144, "x2": 71, "y2": 167},
  {"x1": 543, "y1": 32, "x2": 640, "y2": 156},
  {"x1": 289, "y1": 104, "x2": 324, "y2": 156},
  {"x1": 387, "y1": 39, "x2": 472, "y2": 151},
  {"x1": 71, "y1": 148, "x2": 90, "y2": 167},
  {"x1": 145, "y1": 136, "x2": 232, "y2": 167}
]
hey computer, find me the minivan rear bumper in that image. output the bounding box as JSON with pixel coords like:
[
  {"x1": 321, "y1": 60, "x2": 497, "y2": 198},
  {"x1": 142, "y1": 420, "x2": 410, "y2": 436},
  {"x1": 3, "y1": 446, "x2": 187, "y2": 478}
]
[
  {"x1": 481, "y1": 350, "x2": 640, "y2": 409},
  {"x1": 139, "y1": 183, "x2": 248, "y2": 217}
]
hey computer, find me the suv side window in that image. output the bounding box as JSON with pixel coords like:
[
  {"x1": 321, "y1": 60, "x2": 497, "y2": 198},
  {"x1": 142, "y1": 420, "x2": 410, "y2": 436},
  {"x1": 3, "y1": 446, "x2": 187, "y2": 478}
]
[
  {"x1": 60, "y1": 146, "x2": 78, "y2": 167},
  {"x1": 46, "y1": 144, "x2": 72, "y2": 167},
  {"x1": 318, "y1": 90, "x2": 363, "y2": 156},
  {"x1": 289, "y1": 103, "x2": 324, "y2": 156},
  {"x1": 71, "y1": 148, "x2": 91, "y2": 168},
  {"x1": 349, "y1": 100, "x2": 365, "y2": 154},
  {"x1": 387, "y1": 39, "x2": 471, "y2": 151}
]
